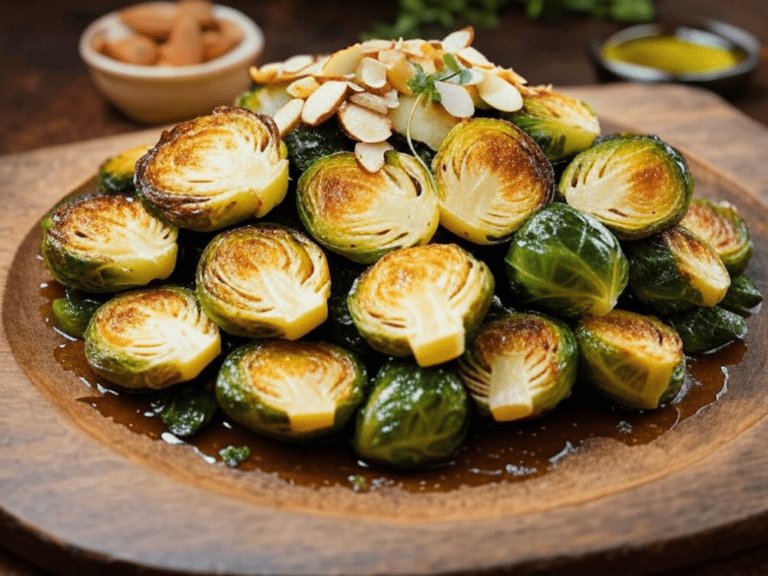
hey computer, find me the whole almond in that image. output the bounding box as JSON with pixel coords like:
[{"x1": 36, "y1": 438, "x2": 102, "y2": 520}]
[
  {"x1": 103, "y1": 34, "x2": 159, "y2": 65},
  {"x1": 157, "y1": 11, "x2": 203, "y2": 66},
  {"x1": 119, "y1": 2, "x2": 178, "y2": 40},
  {"x1": 178, "y1": 0, "x2": 216, "y2": 28},
  {"x1": 201, "y1": 20, "x2": 243, "y2": 61}
]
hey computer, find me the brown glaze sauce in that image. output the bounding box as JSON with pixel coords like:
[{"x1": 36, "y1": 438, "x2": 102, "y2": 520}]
[{"x1": 39, "y1": 279, "x2": 746, "y2": 494}]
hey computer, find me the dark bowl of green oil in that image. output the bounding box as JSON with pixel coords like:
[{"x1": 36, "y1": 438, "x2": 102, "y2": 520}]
[{"x1": 590, "y1": 20, "x2": 761, "y2": 97}]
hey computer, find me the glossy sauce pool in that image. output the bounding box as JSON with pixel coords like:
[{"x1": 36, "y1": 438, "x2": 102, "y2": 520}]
[{"x1": 41, "y1": 280, "x2": 746, "y2": 494}]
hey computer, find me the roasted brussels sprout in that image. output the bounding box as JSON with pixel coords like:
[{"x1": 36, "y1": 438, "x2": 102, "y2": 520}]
[
  {"x1": 196, "y1": 224, "x2": 331, "y2": 340},
  {"x1": 297, "y1": 151, "x2": 439, "y2": 263},
  {"x1": 216, "y1": 340, "x2": 367, "y2": 441},
  {"x1": 432, "y1": 117, "x2": 554, "y2": 244},
  {"x1": 679, "y1": 197, "x2": 753, "y2": 275},
  {"x1": 352, "y1": 359, "x2": 469, "y2": 468},
  {"x1": 96, "y1": 143, "x2": 152, "y2": 195},
  {"x1": 459, "y1": 312, "x2": 577, "y2": 422},
  {"x1": 719, "y1": 274, "x2": 763, "y2": 316},
  {"x1": 283, "y1": 118, "x2": 354, "y2": 178},
  {"x1": 504, "y1": 202, "x2": 628, "y2": 317},
  {"x1": 51, "y1": 289, "x2": 107, "y2": 338},
  {"x1": 559, "y1": 134, "x2": 693, "y2": 240},
  {"x1": 235, "y1": 83, "x2": 293, "y2": 117},
  {"x1": 85, "y1": 286, "x2": 222, "y2": 390},
  {"x1": 502, "y1": 87, "x2": 600, "y2": 162},
  {"x1": 575, "y1": 309, "x2": 685, "y2": 410},
  {"x1": 665, "y1": 306, "x2": 748, "y2": 354},
  {"x1": 135, "y1": 106, "x2": 289, "y2": 232},
  {"x1": 349, "y1": 243, "x2": 494, "y2": 367},
  {"x1": 625, "y1": 226, "x2": 731, "y2": 315},
  {"x1": 41, "y1": 194, "x2": 178, "y2": 293}
]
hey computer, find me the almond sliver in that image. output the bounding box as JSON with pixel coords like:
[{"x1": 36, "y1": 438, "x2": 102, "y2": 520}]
[
  {"x1": 282, "y1": 54, "x2": 316, "y2": 75},
  {"x1": 301, "y1": 80, "x2": 348, "y2": 126},
  {"x1": 456, "y1": 46, "x2": 493, "y2": 69},
  {"x1": 441, "y1": 26, "x2": 474, "y2": 53},
  {"x1": 287, "y1": 75, "x2": 320, "y2": 99},
  {"x1": 273, "y1": 98, "x2": 304, "y2": 137},
  {"x1": 477, "y1": 72, "x2": 523, "y2": 112},
  {"x1": 358, "y1": 56, "x2": 388, "y2": 89},
  {"x1": 355, "y1": 141, "x2": 393, "y2": 173},
  {"x1": 349, "y1": 91, "x2": 390, "y2": 115},
  {"x1": 338, "y1": 102, "x2": 392, "y2": 143},
  {"x1": 434, "y1": 81, "x2": 475, "y2": 118},
  {"x1": 320, "y1": 44, "x2": 364, "y2": 78}
]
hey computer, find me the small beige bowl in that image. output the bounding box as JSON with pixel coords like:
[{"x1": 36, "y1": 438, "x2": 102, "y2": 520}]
[{"x1": 79, "y1": 4, "x2": 264, "y2": 124}]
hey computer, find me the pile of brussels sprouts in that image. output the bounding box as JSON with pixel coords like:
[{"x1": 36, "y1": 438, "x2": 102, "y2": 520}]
[{"x1": 40, "y1": 35, "x2": 763, "y2": 471}]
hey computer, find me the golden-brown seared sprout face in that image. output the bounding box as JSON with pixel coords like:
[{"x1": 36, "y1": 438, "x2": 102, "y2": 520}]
[
  {"x1": 41, "y1": 194, "x2": 178, "y2": 293},
  {"x1": 575, "y1": 309, "x2": 685, "y2": 410},
  {"x1": 459, "y1": 312, "x2": 577, "y2": 422},
  {"x1": 559, "y1": 134, "x2": 693, "y2": 240},
  {"x1": 135, "y1": 106, "x2": 289, "y2": 232},
  {"x1": 296, "y1": 151, "x2": 439, "y2": 264},
  {"x1": 196, "y1": 224, "x2": 331, "y2": 340},
  {"x1": 216, "y1": 340, "x2": 367, "y2": 441},
  {"x1": 432, "y1": 117, "x2": 554, "y2": 245},
  {"x1": 625, "y1": 225, "x2": 731, "y2": 315},
  {"x1": 680, "y1": 197, "x2": 753, "y2": 275},
  {"x1": 85, "y1": 286, "x2": 221, "y2": 390},
  {"x1": 503, "y1": 88, "x2": 600, "y2": 162},
  {"x1": 349, "y1": 243, "x2": 494, "y2": 367}
]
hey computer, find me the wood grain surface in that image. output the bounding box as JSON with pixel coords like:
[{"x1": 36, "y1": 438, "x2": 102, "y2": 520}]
[{"x1": 1, "y1": 83, "x2": 768, "y2": 576}]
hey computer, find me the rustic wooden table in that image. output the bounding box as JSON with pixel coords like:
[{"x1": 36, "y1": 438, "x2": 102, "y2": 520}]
[{"x1": 2, "y1": 1, "x2": 768, "y2": 575}]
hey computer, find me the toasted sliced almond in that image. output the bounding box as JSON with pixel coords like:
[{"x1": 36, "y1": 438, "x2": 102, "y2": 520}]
[
  {"x1": 346, "y1": 81, "x2": 365, "y2": 92},
  {"x1": 301, "y1": 80, "x2": 348, "y2": 125},
  {"x1": 386, "y1": 57, "x2": 416, "y2": 95},
  {"x1": 456, "y1": 46, "x2": 493, "y2": 69},
  {"x1": 357, "y1": 56, "x2": 388, "y2": 89},
  {"x1": 401, "y1": 39, "x2": 429, "y2": 57},
  {"x1": 494, "y1": 66, "x2": 528, "y2": 90},
  {"x1": 441, "y1": 26, "x2": 474, "y2": 53},
  {"x1": 287, "y1": 75, "x2": 320, "y2": 99},
  {"x1": 355, "y1": 141, "x2": 393, "y2": 173},
  {"x1": 320, "y1": 43, "x2": 364, "y2": 78},
  {"x1": 338, "y1": 102, "x2": 392, "y2": 143},
  {"x1": 250, "y1": 61, "x2": 283, "y2": 83},
  {"x1": 477, "y1": 72, "x2": 523, "y2": 112},
  {"x1": 434, "y1": 81, "x2": 475, "y2": 118},
  {"x1": 382, "y1": 89, "x2": 400, "y2": 108},
  {"x1": 273, "y1": 98, "x2": 304, "y2": 137},
  {"x1": 359, "y1": 38, "x2": 395, "y2": 53},
  {"x1": 282, "y1": 53, "x2": 316, "y2": 74},
  {"x1": 349, "y1": 91, "x2": 390, "y2": 115},
  {"x1": 377, "y1": 48, "x2": 406, "y2": 65}
]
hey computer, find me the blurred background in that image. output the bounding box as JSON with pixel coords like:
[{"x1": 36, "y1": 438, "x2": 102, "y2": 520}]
[
  {"x1": 2, "y1": 1, "x2": 768, "y2": 575},
  {"x1": 2, "y1": 0, "x2": 767, "y2": 155}
]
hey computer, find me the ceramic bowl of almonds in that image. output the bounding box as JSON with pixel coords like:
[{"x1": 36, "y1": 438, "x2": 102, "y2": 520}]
[{"x1": 79, "y1": 0, "x2": 264, "y2": 124}]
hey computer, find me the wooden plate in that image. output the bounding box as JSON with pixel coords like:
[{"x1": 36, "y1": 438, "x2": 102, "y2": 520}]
[{"x1": 2, "y1": 84, "x2": 768, "y2": 576}]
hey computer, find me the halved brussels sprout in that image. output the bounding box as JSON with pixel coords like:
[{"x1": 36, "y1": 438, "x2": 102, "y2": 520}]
[
  {"x1": 85, "y1": 286, "x2": 221, "y2": 390},
  {"x1": 283, "y1": 118, "x2": 355, "y2": 178},
  {"x1": 297, "y1": 151, "x2": 439, "y2": 263},
  {"x1": 196, "y1": 224, "x2": 330, "y2": 340},
  {"x1": 96, "y1": 143, "x2": 152, "y2": 195},
  {"x1": 51, "y1": 289, "x2": 108, "y2": 338},
  {"x1": 502, "y1": 87, "x2": 600, "y2": 162},
  {"x1": 504, "y1": 202, "x2": 628, "y2": 317},
  {"x1": 458, "y1": 312, "x2": 577, "y2": 422},
  {"x1": 665, "y1": 306, "x2": 748, "y2": 354},
  {"x1": 135, "y1": 106, "x2": 289, "y2": 232},
  {"x1": 625, "y1": 226, "x2": 730, "y2": 315},
  {"x1": 679, "y1": 197, "x2": 753, "y2": 275},
  {"x1": 216, "y1": 340, "x2": 367, "y2": 441},
  {"x1": 349, "y1": 243, "x2": 494, "y2": 367},
  {"x1": 575, "y1": 309, "x2": 686, "y2": 410},
  {"x1": 41, "y1": 194, "x2": 178, "y2": 293},
  {"x1": 235, "y1": 83, "x2": 292, "y2": 117},
  {"x1": 432, "y1": 117, "x2": 554, "y2": 245},
  {"x1": 559, "y1": 134, "x2": 693, "y2": 240},
  {"x1": 719, "y1": 274, "x2": 763, "y2": 316},
  {"x1": 352, "y1": 359, "x2": 469, "y2": 469}
]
